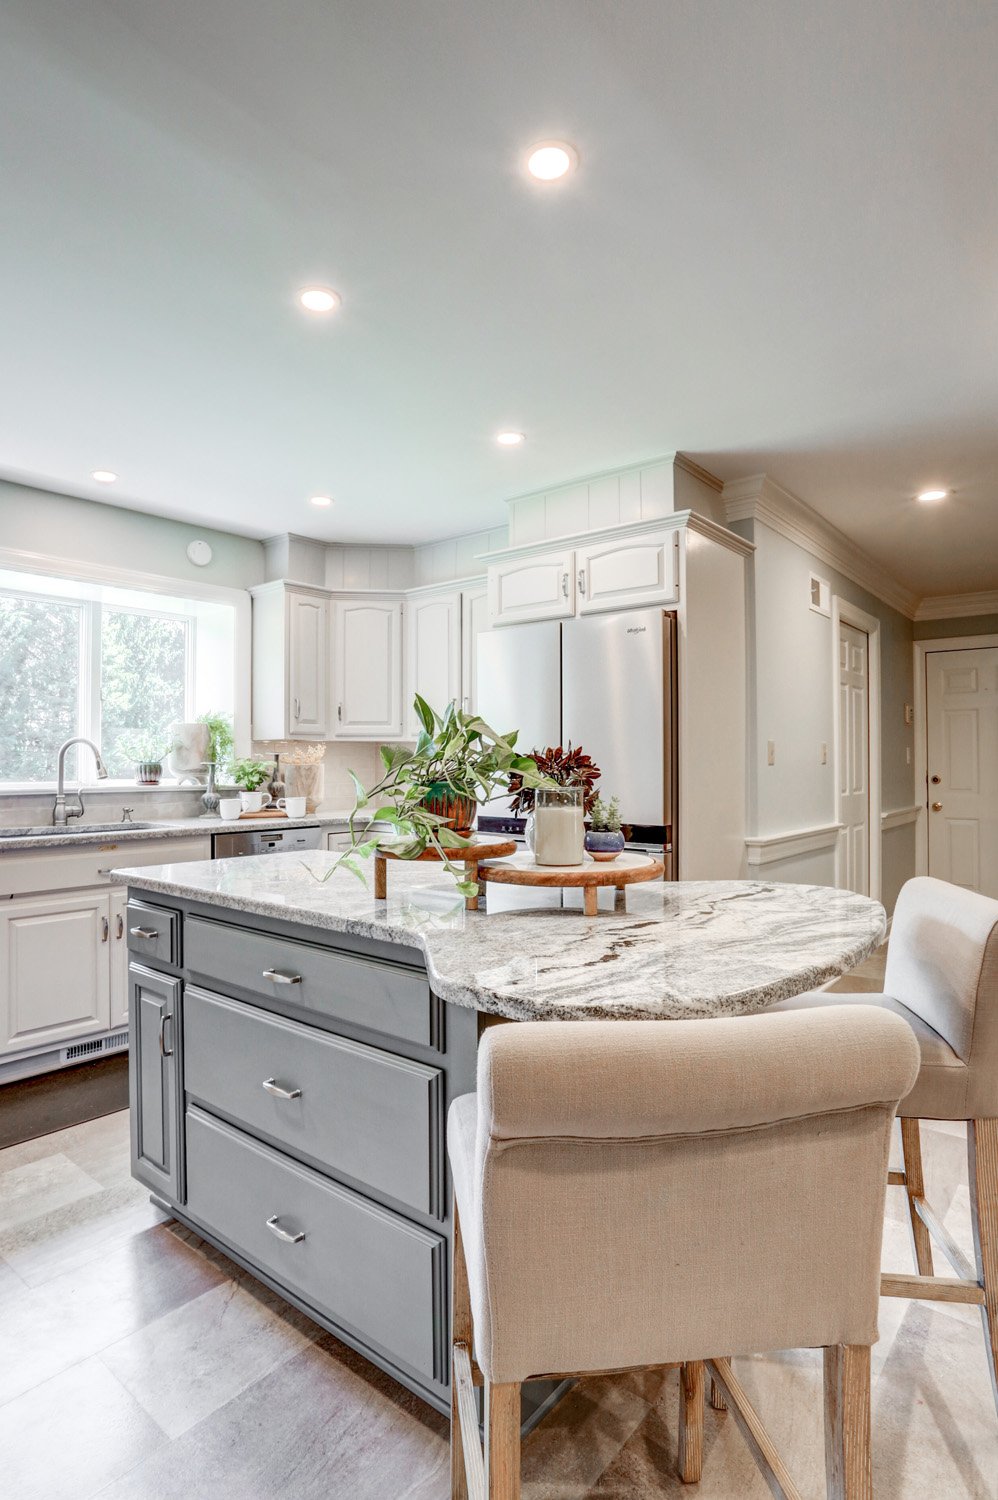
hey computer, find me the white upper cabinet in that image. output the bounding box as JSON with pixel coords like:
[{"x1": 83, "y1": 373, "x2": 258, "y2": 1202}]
[
  {"x1": 460, "y1": 584, "x2": 489, "y2": 714},
  {"x1": 333, "y1": 599, "x2": 403, "y2": 739},
  {"x1": 288, "y1": 592, "x2": 329, "y2": 736},
  {"x1": 251, "y1": 583, "x2": 329, "y2": 741},
  {"x1": 576, "y1": 532, "x2": 680, "y2": 615},
  {"x1": 404, "y1": 591, "x2": 462, "y2": 736},
  {"x1": 487, "y1": 548, "x2": 576, "y2": 627}
]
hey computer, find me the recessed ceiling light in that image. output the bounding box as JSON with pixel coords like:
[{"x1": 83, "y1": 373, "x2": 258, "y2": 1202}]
[
  {"x1": 309, "y1": 494, "x2": 333, "y2": 508},
  {"x1": 916, "y1": 489, "x2": 948, "y2": 503},
  {"x1": 526, "y1": 141, "x2": 578, "y2": 181},
  {"x1": 496, "y1": 431, "x2": 525, "y2": 446},
  {"x1": 299, "y1": 287, "x2": 341, "y2": 314},
  {"x1": 91, "y1": 470, "x2": 117, "y2": 483}
]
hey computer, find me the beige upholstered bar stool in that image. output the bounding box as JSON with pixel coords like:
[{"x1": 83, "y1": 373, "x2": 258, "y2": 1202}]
[
  {"x1": 448, "y1": 1007, "x2": 919, "y2": 1499},
  {"x1": 768, "y1": 876, "x2": 998, "y2": 1414}
]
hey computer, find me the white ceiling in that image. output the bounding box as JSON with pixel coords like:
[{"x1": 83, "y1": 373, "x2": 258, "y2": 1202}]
[{"x1": 2, "y1": 1, "x2": 997, "y2": 597}]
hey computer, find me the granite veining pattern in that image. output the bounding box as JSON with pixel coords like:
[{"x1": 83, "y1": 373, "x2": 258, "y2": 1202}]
[
  {"x1": 0, "y1": 815, "x2": 351, "y2": 853},
  {"x1": 111, "y1": 852, "x2": 887, "y2": 1021}
]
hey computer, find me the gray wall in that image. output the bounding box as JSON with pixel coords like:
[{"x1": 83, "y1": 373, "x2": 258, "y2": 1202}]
[
  {"x1": 734, "y1": 518, "x2": 915, "y2": 912},
  {"x1": 913, "y1": 614, "x2": 998, "y2": 640},
  {"x1": 0, "y1": 480, "x2": 266, "y2": 591}
]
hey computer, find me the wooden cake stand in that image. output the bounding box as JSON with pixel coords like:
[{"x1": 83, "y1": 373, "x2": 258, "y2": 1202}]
[
  {"x1": 477, "y1": 849, "x2": 665, "y2": 915},
  {"x1": 373, "y1": 835, "x2": 517, "y2": 912}
]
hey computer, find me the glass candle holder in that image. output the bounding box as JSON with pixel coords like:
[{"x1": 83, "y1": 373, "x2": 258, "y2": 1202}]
[{"x1": 533, "y1": 787, "x2": 585, "y2": 867}]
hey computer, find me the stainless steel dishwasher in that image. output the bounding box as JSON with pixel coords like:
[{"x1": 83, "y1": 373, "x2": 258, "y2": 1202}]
[{"x1": 212, "y1": 825, "x2": 324, "y2": 858}]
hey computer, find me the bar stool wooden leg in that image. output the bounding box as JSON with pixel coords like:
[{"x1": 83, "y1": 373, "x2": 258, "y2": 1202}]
[
  {"x1": 900, "y1": 1118, "x2": 934, "y2": 1276},
  {"x1": 451, "y1": 1205, "x2": 472, "y2": 1500},
  {"x1": 969, "y1": 1117, "x2": 998, "y2": 1416},
  {"x1": 485, "y1": 1380, "x2": 521, "y2": 1499},
  {"x1": 678, "y1": 1360, "x2": 705, "y2": 1482},
  {"x1": 710, "y1": 1368, "x2": 728, "y2": 1411},
  {"x1": 823, "y1": 1345, "x2": 872, "y2": 1500}
]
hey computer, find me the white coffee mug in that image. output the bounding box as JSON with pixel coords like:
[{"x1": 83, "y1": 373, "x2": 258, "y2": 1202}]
[
  {"x1": 218, "y1": 797, "x2": 242, "y2": 820},
  {"x1": 278, "y1": 796, "x2": 307, "y2": 819},
  {"x1": 239, "y1": 790, "x2": 265, "y2": 813}
]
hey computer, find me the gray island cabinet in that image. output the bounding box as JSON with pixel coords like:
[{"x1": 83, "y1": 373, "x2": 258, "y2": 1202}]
[
  {"x1": 117, "y1": 852, "x2": 885, "y2": 1418},
  {"x1": 125, "y1": 887, "x2": 479, "y2": 1415}
]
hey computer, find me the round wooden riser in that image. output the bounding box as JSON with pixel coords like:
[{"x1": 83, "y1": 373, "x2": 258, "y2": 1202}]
[
  {"x1": 477, "y1": 850, "x2": 665, "y2": 916},
  {"x1": 373, "y1": 836, "x2": 517, "y2": 911}
]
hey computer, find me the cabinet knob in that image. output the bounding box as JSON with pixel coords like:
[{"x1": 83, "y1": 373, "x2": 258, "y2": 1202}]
[{"x1": 932, "y1": 802, "x2": 943, "y2": 812}]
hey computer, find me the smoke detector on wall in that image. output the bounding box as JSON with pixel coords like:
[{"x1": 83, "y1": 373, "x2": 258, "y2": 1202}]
[{"x1": 186, "y1": 539, "x2": 213, "y2": 567}]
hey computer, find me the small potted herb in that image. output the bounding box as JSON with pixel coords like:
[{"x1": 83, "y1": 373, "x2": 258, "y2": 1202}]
[
  {"x1": 585, "y1": 793, "x2": 625, "y2": 862},
  {"x1": 232, "y1": 757, "x2": 273, "y2": 813}
]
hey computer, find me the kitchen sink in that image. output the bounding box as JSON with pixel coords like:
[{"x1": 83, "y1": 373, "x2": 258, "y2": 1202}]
[{"x1": 0, "y1": 822, "x2": 159, "y2": 838}]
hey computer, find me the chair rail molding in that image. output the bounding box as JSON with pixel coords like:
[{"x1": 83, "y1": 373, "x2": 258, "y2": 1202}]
[
  {"x1": 881, "y1": 805, "x2": 921, "y2": 832},
  {"x1": 744, "y1": 822, "x2": 843, "y2": 866},
  {"x1": 722, "y1": 475, "x2": 919, "y2": 620}
]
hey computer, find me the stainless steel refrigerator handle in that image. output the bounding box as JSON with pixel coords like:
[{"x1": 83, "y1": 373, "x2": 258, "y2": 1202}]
[
  {"x1": 578, "y1": 568, "x2": 586, "y2": 596},
  {"x1": 266, "y1": 1215, "x2": 306, "y2": 1245},
  {"x1": 262, "y1": 1077, "x2": 303, "y2": 1100}
]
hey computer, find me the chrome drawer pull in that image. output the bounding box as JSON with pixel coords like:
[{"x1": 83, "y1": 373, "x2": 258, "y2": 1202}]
[
  {"x1": 261, "y1": 968, "x2": 303, "y2": 985},
  {"x1": 130, "y1": 926, "x2": 159, "y2": 939},
  {"x1": 262, "y1": 1077, "x2": 303, "y2": 1100},
  {"x1": 266, "y1": 1215, "x2": 305, "y2": 1245}
]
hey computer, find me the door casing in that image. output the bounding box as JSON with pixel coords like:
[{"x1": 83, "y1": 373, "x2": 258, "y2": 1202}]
[{"x1": 831, "y1": 597, "x2": 882, "y2": 901}]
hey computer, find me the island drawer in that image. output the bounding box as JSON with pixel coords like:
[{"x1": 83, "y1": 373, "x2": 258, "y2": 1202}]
[
  {"x1": 184, "y1": 916, "x2": 437, "y2": 1047},
  {"x1": 126, "y1": 899, "x2": 180, "y2": 967},
  {"x1": 185, "y1": 1106, "x2": 446, "y2": 1384},
  {"x1": 184, "y1": 986, "x2": 444, "y2": 1217}
]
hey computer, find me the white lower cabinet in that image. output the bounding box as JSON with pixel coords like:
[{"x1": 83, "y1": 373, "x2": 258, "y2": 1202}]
[
  {"x1": 0, "y1": 889, "x2": 112, "y2": 1055},
  {"x1": 109, "y1": 886, "x2": 130, "y2": 1029},
  {"x1": 332, "y1": 599, "x2": 404, "y2": 738}
]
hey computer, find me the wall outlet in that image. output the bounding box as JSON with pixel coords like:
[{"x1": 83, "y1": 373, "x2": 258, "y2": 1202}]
[
  {"x1": 767, "y1": 740, "x2": 776, "y2": 766},
  {"x1": 904, "y1": 703, "x2": 914, "y2": 726}
]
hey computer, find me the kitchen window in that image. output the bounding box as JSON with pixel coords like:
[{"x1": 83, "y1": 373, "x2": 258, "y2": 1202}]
[{"x1": 0, "y1": 569, "x2": 236, "y2": 785}]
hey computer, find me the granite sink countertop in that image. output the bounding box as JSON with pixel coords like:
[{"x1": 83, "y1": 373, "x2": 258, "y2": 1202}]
[
  {"x1": 0, "y1": 812, "x2": 354, "y2": 852},
  {"x1": 111, "y1": 850, "x2": 887, "y2": 1022}
]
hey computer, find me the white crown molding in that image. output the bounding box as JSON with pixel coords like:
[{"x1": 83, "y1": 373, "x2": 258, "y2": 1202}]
[
  {"x1": 744, "y1": 822, "x2": 842, "y2": 866},
  {"x1": 723, "y1": 475, "x2": 919, "y2": 619},
  {"x1": 881, "y1": 805, "x2": 921, "y2": 831},
  {"x1": 674, "y1": 452, "x2": 724, "y2": 492},
  {"x1": 914, "y1": 590, "x2": 998, "y2": 621}
]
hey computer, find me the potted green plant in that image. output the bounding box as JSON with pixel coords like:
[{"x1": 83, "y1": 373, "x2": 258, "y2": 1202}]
[
  {"x1": 314, "y1": 696, "x2": 550, "y2": 897},
  {"x1": 231, "y1": 757, "x2": 273, "y2": 813},
  {"x1": 585, "y1": 793, "x2": 625, "y2": 861},
  {"x1": 120, "y1": 734, "x2": 170, "y2": 786},
  {"x1": 198, "y1": 711, "x2": 234, "y2": 774}
]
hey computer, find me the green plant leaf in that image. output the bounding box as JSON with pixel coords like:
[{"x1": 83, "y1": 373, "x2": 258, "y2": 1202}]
[{"x1": 348, "y1": 769, "x2": 370, "y2": 809}]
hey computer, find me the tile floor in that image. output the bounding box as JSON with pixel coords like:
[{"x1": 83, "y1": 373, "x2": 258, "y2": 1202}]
[{"x1": 1, "y1": 950, "x2": 996, "y2": 1498}]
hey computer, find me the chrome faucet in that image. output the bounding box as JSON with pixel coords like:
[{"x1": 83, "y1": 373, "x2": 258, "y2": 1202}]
[{"x1": 53, "y1": 737, "x2": 109, "y2": 825}]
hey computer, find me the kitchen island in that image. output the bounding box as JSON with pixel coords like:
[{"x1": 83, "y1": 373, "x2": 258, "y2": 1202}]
[{"x1": 112, "y1": 851, "x2": 885, "y2": 1417}]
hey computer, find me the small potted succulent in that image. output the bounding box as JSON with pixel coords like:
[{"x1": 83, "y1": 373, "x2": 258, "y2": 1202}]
[
  {"x1": 120, "y1": 734, "x2": 169, "y2": 786},
  {"x1": 585, "y1": 793, "x2": 625, "y2": 862},
  {"x1": 231, "y1": 757, "x2": 274, "y2": 813}
]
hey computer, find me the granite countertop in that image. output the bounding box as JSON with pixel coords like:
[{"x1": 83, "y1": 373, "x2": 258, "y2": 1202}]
[
  {"x1": 0, "y1": 813, "x2": 353, "y2": 853},
  {"x1": 111, "y1": 850, "x2": 887, "y2": 1022}
]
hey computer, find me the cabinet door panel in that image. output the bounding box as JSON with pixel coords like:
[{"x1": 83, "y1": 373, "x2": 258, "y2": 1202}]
[
  {"x1": 288, "y1": 593, "x2": 329, "y2": 738},
  {"x1": 109, "y1": 888, "x2": 129, "y2": 1030},
  {"x1": 334, "y1": 601, "x2": 403, "y2": 738},
  {"x1": 460, "y1": 585, "x2": 488, "y2": 714},
  {"x1": 405, "y1": 594, "x2": 461, "y2": 735},
  {"x1": 130, "y1": 964, "x2": 184, "y2": 1201},
  {"x1": 487, "y1": 550, "x2": 575, "y2": 625},
  {"x1": 0, "y1": 891, "x2": 110, "y2": 1054},
  {"x1": 578, "y1": 534, "x2": 679, "y2": 614}
]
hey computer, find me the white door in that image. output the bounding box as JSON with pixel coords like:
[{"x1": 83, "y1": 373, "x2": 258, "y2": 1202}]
[
  {"x1": 109, "y1": 887, "x2": 129, "y2": 1029},
  {"x1": 926, "y1": 646, "x2": 998, "y2": 896},
  {"x1": 577, "y1": 533, "x2": 679, "y2": 614},
  {"x1": 333, "y1": 600, "x2": 403, "y2": 738},
  {"x1": 405, "y1": 592, "x2": 462, "y2": 736},
  {"x1": 288, "y1": 592, "x2": 329, "y2": 738},
  {"x1": 0, "y1": 890, "x2": 111, "y2": 1054},
  {"x1": 838, "y1": 621, "x2": 870, "y2": 895},
  {"x1": 460, "y1": 584, "x2": 489, "y2": 715},
  {"x1": 487, "y1": 549, "x2": 575, "y2": 626}
]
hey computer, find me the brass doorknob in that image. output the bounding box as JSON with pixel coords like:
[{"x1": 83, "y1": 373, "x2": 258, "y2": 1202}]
[{"x1": 932, "y1": 802, "x2": 943, "y2": 812}]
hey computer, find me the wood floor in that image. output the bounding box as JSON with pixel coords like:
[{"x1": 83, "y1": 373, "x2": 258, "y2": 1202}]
[{"x1": 1, "y1": 948, "x2": 996, "y2": 1498}]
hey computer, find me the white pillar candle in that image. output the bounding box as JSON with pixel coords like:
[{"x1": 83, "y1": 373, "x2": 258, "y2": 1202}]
[{"x1": 534, "y1": 803, "x2": 585, "y2": 866}]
